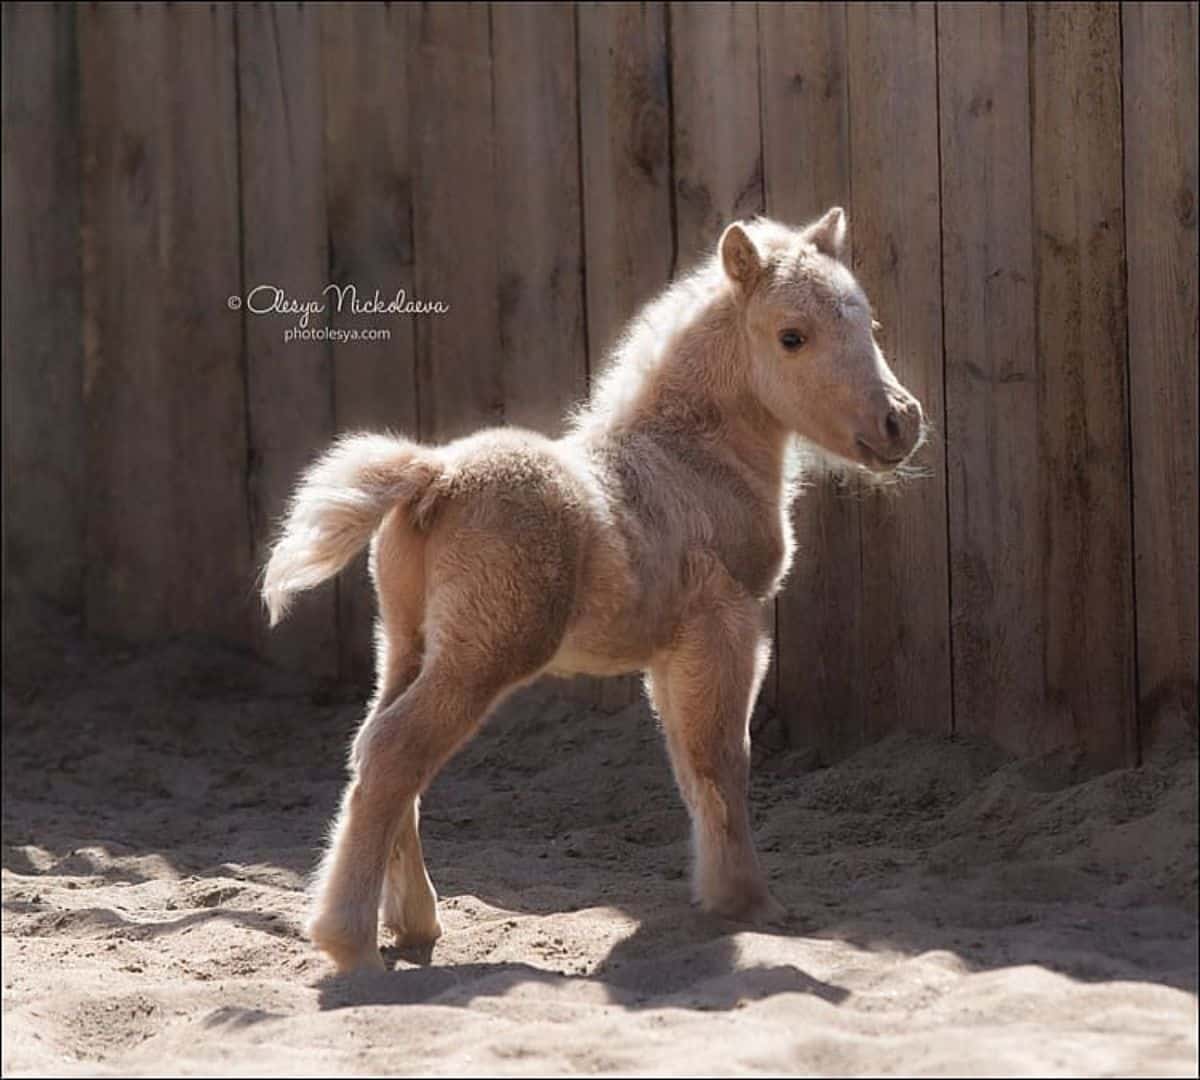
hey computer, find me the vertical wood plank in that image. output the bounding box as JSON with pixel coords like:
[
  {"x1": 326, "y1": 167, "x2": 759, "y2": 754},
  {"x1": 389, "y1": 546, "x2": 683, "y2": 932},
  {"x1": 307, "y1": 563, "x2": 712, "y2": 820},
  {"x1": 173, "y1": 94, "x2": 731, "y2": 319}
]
[
  {"x1": 846, "y1": 2, "x2": 951, "y2": 743},
  {"x1": 492, "y1": 2, "x2": 587, "y2": 436},
  {"x1": 1122, "y1": 1, "x2": 1199, "y2": 749},
  {"x1": 80, "y1": 3, "x2": 253, "y2": 644},
  {"x1": 576, "y1": 2, "x2": 674, "y2": 710},
  {"x1": 669, "y1": 0, "x2": 770, "y2": 714},
  {"x1": 237, "y1": 2, "x2": 337, "y2": 676},
  {"x1": 321, "y1": 1, "x2": 420, "y2": 686},
  {"x1": 1030, "y1": 2, "x2": 1134, "y2": 765},
  {"x1": 577, "y1": 2, "x2": 673, "y2": 364},
  {"x1": 760, "y1": 2, "x2": 862, "y2": 757},
  {"x1": 669, "y1": 2, "x2": 764, "y2": 268},
  {"x1": 939, "y1": 5, "x2": 1043, "y2": 751},
  {"x1": 412, "y1": 2, "x2": 501, "y2": 442},
  {"x1": 1, "y1": 2, "x2": 83, "y2": 639},
  {"x1": 759, "y1": 2, "x2": 849, "y2": 226}
]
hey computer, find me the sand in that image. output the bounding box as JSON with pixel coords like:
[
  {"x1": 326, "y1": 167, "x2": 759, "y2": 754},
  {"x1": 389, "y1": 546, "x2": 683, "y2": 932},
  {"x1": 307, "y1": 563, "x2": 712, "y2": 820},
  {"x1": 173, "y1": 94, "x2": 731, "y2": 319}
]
[{"x1": 3, "y1": 625, "x2": 1197, "y2": 1076}]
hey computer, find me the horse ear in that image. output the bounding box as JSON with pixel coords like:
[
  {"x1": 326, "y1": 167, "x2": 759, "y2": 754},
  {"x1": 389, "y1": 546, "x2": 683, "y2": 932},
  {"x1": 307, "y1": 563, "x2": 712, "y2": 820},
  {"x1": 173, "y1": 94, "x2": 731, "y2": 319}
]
[
  {"x1": 803, "y1": 206, "x2": 847, "y2": 260},
  {"x1": 720, "y1": 222, "x2": 763, "y2": 291}
]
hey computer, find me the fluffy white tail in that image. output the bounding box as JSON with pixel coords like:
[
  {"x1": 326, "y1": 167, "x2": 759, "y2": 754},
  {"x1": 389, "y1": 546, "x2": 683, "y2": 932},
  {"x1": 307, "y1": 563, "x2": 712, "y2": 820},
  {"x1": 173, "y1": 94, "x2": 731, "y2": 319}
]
[{"x1": 261, "y1": 432, "x2": 441, "y2": 626}]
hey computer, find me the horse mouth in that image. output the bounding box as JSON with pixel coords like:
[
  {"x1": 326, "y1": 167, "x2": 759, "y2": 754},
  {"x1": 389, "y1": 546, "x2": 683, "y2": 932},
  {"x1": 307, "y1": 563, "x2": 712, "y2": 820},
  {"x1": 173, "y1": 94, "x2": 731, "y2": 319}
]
[{"x1": 854, "y1": 437, "x2": 908, "y2": 471}]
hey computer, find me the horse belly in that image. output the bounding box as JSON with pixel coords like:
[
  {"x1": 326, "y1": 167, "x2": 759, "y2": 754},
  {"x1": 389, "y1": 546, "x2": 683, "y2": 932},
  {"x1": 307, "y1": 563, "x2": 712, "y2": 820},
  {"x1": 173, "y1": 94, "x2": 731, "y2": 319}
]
[
  {"x1": 545, "y1": 636, "x2": 647, "y2": 679},
  {"x1": 546, "y1": 545, "x2": 669, "y2": 679}
]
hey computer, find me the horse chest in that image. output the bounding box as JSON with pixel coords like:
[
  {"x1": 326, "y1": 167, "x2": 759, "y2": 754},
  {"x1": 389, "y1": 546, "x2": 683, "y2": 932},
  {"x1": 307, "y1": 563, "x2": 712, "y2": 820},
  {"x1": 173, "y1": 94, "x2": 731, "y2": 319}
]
[{"x1": 711, "y1": 507, "x2": 791, "y2": 602}]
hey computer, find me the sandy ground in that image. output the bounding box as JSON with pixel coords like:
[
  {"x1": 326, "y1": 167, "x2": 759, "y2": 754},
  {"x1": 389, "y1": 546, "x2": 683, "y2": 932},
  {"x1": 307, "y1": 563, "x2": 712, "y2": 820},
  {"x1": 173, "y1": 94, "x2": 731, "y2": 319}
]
[{"x1": 2, "y1": 626, "x2": 1197, "y2": 1077}]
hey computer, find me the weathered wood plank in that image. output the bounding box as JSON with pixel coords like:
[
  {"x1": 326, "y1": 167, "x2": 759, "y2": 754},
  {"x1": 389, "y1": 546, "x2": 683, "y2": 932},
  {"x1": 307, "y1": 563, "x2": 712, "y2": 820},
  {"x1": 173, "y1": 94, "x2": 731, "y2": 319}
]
[
  {"x1": 1122, "y1": 1, "x2": 1199, "y2": 750},
  {"x1": 411, "y1": 2, "x2": 501, "y2": 442},
  {"x1": 575, "y1": 2, "x2": 674, "y2": 711},
  {"x1": 668, "y1": 1, "x2": 769, "y2": 714},
  {"x1": 492, "y1": 2, "x2": 587, "y2": 436},
  {"x1": 80, "y1": 3, "x2": 252, "y2": 643},
  {"x1": 760, "y1": 2, "x2": 862, "y2": 758},
  {"x1": 759, "y1": 2, "x2": 849, "y2": 226},
  {"x1": 321, "y1": 1, "x2": 420, "y2": 686},
  {"x1": 938, "y1": 4, "x2": 1043, "y2": 751},
  {"x1": 846, "y1": 2, "x2": 951, "y2": 744},
  {"x1": 577, "y1": 2, "x2": 673, "y2": 365},
  {"x1": 1, "y1": 2, "x2": 83, "y2": 639},
  {"x1": 237, "y1": 2, "x2": 337, "y2": 676},
  {"x1": 1029, "y1": 2, "x2": 1135, "y2": 765},
  {"x1": 669, "y1": 2, "x2": 763, "y2": 269}
]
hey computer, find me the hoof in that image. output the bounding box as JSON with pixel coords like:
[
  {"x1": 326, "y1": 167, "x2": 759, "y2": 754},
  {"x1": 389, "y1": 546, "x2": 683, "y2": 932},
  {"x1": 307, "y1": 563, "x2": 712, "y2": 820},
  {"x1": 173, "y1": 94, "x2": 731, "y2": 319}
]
[
  {"x1": 702, "y1": 887, "x2": 788, "y2": 927},
  {"x1": 309, "y1": 916, "x2": 386, "y2": 974},
  {"x1": 384, "y1": 914, "x2": 444, "y2": 949},
  {"x1": 740, "y1": 892, "x2": 789, "y2": 927}
]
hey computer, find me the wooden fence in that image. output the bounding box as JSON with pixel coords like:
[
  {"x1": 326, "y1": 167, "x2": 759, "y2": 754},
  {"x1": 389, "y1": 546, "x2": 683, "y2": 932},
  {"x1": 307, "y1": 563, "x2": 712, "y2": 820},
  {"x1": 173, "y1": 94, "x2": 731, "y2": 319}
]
[{"x1": 3, "y1": 2, "x2": 1196, "y2": 768}]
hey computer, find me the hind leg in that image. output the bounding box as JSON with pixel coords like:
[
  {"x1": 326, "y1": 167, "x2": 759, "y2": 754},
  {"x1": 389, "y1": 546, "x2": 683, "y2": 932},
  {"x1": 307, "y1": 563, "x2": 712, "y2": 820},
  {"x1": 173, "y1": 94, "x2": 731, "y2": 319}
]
[
  {"x1": 380, "y1": 797, "x2": 441, "y2": 946},
  {"x1": 362, "y1": 517, "x2": 426, "y2": 717},
  {"x1": 363, "y1": 524, "x2": 440, "y2": 944},
  {"x1": 310, "y1": 523, "x2": 575, "y2": 972},
  {"x1": 309, "y1": 661, "x2": 509, "y2": 971},
  {"x1": 373, "y1": 636, "x2": 440, "y2": 946},
  {"x1": 645, "y1": 558, "x2": 783, "y2": 923}
]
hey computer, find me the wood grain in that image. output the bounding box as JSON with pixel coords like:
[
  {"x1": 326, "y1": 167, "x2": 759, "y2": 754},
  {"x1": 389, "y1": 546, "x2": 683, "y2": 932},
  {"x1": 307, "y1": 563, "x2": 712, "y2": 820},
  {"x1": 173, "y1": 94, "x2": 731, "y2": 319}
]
[
  {"x1": 80, "y1": 4, "x2": 252, "y2": 644},
  {"x1": 1030, "y1": 2, "x2": 1135, "y2": 765},
  {"x1": 846, "y1": 2, "x2": 951, "y2": 744},
  {"x1": 760, "y1": 2, "x2": 861, "y2": 758},
  {"x1": 492, "y1": 2, "x2": 587, "y2": 436},
  {"x1": 1, "y1": 2, "x2": 83, "y2": 639},
  {"x1": 938, "y1": 4, "x2": 1043, "y2": 752},
  {"x1": 668, "y1": 1, "x2": 769, "y2": 712},
  {"x1": 669, "y1": 2, "x2": 763, "y2": 269},
  {"x1": 411, "y1": 2, "x2": 501, "y2": 442},
  {"x1": 321, "y1": 1, "x2": 420, "y2": 686},
  {"x1": 575, "y1": 2, "x2": 676, "y2": 710},
  {"x1": 237, "y1": 2, "x2": 337, "y2": 676},
  {"x1": 577, "y1": 2, "x2": 673, "y2": 366},
  {"x1": 1122, "y1": 1, "x2": 1199, "y2": 751}
]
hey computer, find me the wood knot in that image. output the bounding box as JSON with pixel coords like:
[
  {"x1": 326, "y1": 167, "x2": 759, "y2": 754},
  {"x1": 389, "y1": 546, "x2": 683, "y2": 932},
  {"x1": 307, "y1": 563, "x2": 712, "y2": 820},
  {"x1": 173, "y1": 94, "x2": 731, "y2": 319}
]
[
  {"x1": 968, "y1": 94, "x2": 994, "y2": 118},
  {"x1": 1175, "y1": 186, "x2": 1196, "y2": 228}
]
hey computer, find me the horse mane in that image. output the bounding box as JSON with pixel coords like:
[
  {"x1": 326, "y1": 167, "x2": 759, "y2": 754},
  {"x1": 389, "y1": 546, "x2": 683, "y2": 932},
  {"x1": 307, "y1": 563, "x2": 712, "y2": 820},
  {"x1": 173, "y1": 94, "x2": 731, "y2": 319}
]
[{"x1": 566, "y1": 257, "x2": 722, "y2": 438}]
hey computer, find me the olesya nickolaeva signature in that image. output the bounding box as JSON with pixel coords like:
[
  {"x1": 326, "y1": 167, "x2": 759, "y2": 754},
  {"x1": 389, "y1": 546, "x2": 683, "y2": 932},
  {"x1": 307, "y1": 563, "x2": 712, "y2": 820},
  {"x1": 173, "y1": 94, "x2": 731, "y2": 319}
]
[{"x1": 239, "y1": 283, "x2": 450, "y2": 326}]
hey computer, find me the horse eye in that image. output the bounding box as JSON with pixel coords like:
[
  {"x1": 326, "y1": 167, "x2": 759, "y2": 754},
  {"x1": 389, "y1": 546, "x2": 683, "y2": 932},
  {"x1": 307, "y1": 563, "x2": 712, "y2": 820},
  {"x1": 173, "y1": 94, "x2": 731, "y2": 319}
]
[{"x1": 779, "y1": 329, "x2": 807, "y2": 351}]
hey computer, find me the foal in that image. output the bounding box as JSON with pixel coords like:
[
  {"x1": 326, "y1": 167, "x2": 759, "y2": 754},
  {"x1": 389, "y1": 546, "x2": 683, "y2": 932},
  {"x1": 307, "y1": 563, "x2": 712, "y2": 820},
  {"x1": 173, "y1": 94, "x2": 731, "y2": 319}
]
[{"x1": 263, "y1": 208, "x2": 926, "y2": 973}]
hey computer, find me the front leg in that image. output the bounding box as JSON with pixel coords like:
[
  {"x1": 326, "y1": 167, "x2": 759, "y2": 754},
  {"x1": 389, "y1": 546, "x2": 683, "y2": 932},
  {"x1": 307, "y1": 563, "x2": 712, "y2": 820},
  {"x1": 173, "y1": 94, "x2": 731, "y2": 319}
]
[{"x1": 645, "y1": 563, "x2": 784, "y2": 924}]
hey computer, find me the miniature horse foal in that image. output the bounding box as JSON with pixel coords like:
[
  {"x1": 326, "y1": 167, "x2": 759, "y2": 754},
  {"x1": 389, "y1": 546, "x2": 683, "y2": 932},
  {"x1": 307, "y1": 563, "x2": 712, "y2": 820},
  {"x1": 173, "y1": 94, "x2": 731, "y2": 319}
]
[{"x1": 263, "y1": 209, "x2": 926, "y2": 972}]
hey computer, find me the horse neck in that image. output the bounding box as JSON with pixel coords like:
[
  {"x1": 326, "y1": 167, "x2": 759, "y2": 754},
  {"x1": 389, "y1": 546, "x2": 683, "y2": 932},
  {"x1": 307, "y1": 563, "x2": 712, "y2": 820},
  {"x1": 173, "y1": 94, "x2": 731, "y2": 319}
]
[{"x1": 636, "y1": 297, "x2": 790, "y2": 501}]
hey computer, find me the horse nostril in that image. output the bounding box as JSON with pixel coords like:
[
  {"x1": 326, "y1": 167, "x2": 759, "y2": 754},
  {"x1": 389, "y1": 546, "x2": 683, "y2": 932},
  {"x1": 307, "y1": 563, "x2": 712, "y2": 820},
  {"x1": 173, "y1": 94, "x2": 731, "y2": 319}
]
[{"x1": 885, "y1": 409, "x2": 901, "y2": 442}]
